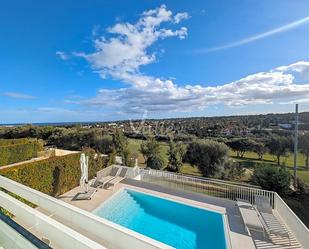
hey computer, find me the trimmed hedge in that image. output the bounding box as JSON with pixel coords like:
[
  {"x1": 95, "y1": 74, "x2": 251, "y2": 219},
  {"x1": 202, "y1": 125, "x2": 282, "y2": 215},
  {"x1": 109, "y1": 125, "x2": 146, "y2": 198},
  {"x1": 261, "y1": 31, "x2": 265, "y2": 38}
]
[
  {"x1": 0, "y1": 139, "x2": 44, "y2": 166},
  {"x1": 0, "y1": 150, "x2": 107, "y2": 196},
  {"x1": 0, "y1": 138, "x2": 39, "y2": 146}
]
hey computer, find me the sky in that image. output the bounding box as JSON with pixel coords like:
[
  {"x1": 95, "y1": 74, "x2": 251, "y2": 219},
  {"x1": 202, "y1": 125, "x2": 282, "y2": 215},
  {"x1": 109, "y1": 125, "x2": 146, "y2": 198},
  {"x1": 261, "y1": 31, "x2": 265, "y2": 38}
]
[{"x1": 1, "y1": 0, "x2": 309, "y2": 124}]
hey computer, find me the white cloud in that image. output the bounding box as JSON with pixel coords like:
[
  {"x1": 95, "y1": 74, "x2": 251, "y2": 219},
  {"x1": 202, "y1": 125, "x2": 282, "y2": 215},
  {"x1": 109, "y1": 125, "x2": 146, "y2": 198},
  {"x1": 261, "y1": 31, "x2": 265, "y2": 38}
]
[
  {"x1": 56, "y1": 51, "x2": 69, "y2": 60},
  {"x1": 92, "y1": 25, "x2": 101, "y2": 36},
  {"x1": 173, "y1": 12, "x2": 189, "y2": 24},
  {"x1": 74, "y1": 5, "x2": 188, "y2": 82},
  {"x1": 2, "y1": 92, "x2": 35, "y2": 99},
  {"x1": 65, "y1": 94, "x2": 83, "y2": 99},
  {"x1": 199, "y1": 16, "x2": 309, "y2": 52},
  {"x1": 80, "y1": 61, "x2": 309, "y2": 114},
  {"x1": 72, "y1": 6, "x2": 309, "y2": 114},
  {"x1": 275, "y1": 61, "x2": 309, "y2": 79},
  {"x1": 38, "y1": 107, "x2": 77, "y2": 115}
]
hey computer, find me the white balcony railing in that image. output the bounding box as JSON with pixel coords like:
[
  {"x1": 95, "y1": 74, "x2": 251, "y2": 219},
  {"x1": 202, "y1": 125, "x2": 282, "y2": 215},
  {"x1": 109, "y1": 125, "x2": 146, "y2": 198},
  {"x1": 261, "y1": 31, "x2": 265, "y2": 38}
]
[{"x1": 139, "y1": 169, "x2": 275, "y2": 206}]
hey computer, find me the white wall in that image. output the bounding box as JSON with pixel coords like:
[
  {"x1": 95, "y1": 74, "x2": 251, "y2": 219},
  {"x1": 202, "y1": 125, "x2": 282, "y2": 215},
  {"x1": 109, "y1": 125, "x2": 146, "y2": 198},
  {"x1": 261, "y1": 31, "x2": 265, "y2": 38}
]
[
  {"x1": 0, "y1": 191, "x2": 107, "y2": 249},
  {"x1": 0, "y1": 176, "x2": 173, "y2": 249}
]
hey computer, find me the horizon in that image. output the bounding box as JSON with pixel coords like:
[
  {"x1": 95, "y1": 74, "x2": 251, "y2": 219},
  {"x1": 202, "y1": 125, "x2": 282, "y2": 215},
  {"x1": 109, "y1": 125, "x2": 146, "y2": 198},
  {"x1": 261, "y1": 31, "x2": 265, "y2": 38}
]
[
  {"x1": 1, "y1": 1, "x2": 309, "y2": 123},
  {"x1": 0, "y1": 109, "x2": 306, "y2": 126}
]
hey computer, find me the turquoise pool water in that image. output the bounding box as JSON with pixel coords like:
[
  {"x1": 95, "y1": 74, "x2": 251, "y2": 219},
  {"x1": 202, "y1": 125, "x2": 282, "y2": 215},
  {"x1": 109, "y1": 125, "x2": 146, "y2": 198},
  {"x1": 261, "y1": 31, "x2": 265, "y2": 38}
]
[{"x1": 94, "y1": 189, "x2": 228, "y2": 249}]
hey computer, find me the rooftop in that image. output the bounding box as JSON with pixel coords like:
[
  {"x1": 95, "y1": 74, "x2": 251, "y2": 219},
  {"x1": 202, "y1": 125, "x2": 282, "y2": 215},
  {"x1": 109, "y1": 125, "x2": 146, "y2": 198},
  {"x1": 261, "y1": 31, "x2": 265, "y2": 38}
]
[{"x1": 0, "y1": 165, "x2": 308, "y2": 249}]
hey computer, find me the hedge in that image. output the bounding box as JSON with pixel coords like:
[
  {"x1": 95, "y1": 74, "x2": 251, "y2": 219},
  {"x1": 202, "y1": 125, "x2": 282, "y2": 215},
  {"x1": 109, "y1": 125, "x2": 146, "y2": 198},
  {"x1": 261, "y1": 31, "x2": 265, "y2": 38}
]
[
  {"x1": 0, "y1": 139, "x2": 44, "y2": 166},
  {"x1": 0, "y1": 150, "x2": 107, "y2": 196},
  {"x1": 0, "y1": 138, "x2": 40, "y2": 146}
]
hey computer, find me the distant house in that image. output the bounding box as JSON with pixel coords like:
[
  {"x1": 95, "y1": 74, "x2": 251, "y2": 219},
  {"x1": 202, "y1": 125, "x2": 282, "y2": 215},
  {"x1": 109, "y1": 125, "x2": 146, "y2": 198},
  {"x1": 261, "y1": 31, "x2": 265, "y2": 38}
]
[{"x1": 278, "y1": 123, "x2": 293, "y2": 129}]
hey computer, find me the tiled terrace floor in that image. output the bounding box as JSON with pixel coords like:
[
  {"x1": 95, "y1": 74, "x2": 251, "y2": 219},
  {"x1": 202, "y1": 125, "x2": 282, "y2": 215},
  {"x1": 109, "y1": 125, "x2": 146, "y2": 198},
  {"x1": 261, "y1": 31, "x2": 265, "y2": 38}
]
[{"x1": 57, "y1": 178, "x2": 303, "y2": 249}]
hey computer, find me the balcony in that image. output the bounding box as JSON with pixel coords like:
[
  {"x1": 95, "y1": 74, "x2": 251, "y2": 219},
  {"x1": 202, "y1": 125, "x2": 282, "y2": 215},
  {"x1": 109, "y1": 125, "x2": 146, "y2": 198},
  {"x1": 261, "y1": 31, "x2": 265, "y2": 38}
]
[{"x1": 0, "y1": 166, "x2": 308, "y2": 249}]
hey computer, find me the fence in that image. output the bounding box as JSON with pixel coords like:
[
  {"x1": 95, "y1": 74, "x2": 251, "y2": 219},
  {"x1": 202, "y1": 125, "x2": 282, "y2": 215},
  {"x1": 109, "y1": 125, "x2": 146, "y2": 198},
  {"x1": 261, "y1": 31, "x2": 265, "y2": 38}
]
[{"x1": 139, "y1": 169, "x2": 276, "y2": 207}]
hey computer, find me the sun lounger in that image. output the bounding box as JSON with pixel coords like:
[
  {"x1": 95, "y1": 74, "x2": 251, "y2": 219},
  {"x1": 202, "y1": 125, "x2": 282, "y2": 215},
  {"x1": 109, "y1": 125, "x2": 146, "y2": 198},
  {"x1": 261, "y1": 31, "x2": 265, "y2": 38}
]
[
  {"x1": 255, "y1": 195, "x2": 272, "y2": 213},
  {"x1": 106, "y1": 168, "x2": 128, "y2": 188},
  {"x1": 236, "y1": 199, "x2": 265, "y2": 237},
  {"x1": 255, "y1": 195, "x2": 290, "y2": 243},
  {"x1": 93, "y1": 167, "x2": 120, "y2": 188}
]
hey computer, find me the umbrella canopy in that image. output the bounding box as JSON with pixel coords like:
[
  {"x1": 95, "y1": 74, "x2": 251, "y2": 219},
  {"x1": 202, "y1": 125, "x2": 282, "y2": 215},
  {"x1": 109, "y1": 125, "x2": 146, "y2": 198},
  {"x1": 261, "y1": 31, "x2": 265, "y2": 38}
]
[{"x1": 80, "y1": 153, "x2": 88, "y2": 192}]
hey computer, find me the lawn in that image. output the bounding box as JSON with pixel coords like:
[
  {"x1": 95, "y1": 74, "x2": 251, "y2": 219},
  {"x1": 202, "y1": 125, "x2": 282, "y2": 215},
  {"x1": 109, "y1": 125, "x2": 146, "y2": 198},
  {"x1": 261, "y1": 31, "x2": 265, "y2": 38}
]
[
  {"x1": 230, "y1": 151, "x2": 309, "y2": 184},
  {"x1": 128, "y1": 139, "x2": 202, "y2": 176},
  {"x1": 128, "y1": 138, "x2": 309, "y2": 184},
  {"x1": 128, "y1": 138, "x2": 169, "y2": 167}
]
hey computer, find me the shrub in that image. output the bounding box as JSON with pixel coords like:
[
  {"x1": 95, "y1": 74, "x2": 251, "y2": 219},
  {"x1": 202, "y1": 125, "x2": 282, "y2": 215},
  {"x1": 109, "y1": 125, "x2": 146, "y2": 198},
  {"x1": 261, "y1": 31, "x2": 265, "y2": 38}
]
[
  {"x1": 0, "y1": 138, "x2": 39, "y2": 146},
  {"x1": 147, "y1": 155, "x2": 164, "y2": 170},
  {"x1": 93, "y1": 135, "x2": 114, "y2": 154},
  {"x1": 0, "y1": 150, "x2": 107, "y2": 196},
  {"x1": 218, "y1": 160, "x2": 246, "y2": 180},
  {"x1": 0, "y1": 139, "x2": 44, "y2": 166},
  {"x1": 251, "y1": 164, "x2": 291, "y2": 195}
]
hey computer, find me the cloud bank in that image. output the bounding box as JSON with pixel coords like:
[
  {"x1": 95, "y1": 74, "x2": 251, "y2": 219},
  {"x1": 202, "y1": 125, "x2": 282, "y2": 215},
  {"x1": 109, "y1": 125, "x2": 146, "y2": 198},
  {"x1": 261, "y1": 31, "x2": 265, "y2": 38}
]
[
  {"x1": 2, "y1": 92, "x2": 35, "y2": 99},
  {"x1": 71, "y1": 5, "x2": 309, "y2": 114}
]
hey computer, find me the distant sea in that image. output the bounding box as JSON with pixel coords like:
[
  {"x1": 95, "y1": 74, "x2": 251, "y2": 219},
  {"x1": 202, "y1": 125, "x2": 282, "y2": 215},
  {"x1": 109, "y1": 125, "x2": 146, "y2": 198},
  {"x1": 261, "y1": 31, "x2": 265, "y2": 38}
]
[{"x1": 0, "y1": 121, "x2": 104, "y2": 127}]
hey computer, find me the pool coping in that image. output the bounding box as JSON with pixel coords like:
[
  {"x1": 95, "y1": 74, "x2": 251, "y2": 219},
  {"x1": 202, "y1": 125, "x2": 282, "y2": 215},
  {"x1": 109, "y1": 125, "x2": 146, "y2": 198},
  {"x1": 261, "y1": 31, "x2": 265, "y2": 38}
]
[
  {"x1": 0, "y1": 211, "x2": 52, "y2": 249},
  {"x1": 93, "y1": 186, "x2": 232, "y2": 249},
  {"x1": 99, "y1": 186, "x2": 227, "y2": 215}
]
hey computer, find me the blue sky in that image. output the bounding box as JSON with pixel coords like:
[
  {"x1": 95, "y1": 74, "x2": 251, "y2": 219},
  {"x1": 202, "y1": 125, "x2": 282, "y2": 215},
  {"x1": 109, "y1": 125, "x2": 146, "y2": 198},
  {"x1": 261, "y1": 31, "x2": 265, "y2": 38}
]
[{"x1": 1, "y1": 0, "x2": 309, "y2": 123}]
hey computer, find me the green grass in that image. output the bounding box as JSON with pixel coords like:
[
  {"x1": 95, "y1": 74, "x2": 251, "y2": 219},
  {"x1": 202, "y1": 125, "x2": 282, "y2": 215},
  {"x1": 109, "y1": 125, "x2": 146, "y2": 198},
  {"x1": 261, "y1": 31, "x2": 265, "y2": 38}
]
[
  {"x1": 127, "y1": 138, "x2": 309, "y2": 184},
  {"x1": 128, "y1": 138, "x2": 169, "y2": 167},
  {"x1": 128, "y1": 139, "x2": 200, "y2": 176},
  {"x1": 230, "y1": 150, "x2": 309, "y2": 184},
  {"x1": 179, "y1": 164, "x2": 202, "y2": 176}
]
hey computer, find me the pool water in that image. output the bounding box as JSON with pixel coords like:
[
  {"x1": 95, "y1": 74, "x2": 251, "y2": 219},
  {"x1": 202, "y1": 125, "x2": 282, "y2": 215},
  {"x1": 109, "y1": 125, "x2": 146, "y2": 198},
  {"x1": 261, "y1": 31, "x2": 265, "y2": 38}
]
[{"x1": 94, "y1": 189, "x2": 228, "y2": 249}]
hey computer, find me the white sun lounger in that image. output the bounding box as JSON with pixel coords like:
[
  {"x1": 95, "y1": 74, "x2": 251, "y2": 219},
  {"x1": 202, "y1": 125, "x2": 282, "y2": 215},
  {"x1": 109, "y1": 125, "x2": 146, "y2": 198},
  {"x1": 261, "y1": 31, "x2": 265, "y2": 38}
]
[
  {"x1": 94, "y1": 167, "x2": 121, "y2": 188},
  {"x1": 236, "y1": 199, "x2": 265, "y2": 238},
  {"x1": 255, "y1": 195, "x2": 290, "y2": 243},
  {"x1": 255, "y1": 195, "x2": 272, "y2": 213},
  {"x1": 106, "y1": 168, "x2": 128, "y2": 188}
]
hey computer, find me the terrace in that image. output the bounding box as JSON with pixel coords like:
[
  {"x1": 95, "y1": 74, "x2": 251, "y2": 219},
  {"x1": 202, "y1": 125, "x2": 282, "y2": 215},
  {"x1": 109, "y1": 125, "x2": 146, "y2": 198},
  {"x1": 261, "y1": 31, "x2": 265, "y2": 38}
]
[{"x1": 0, "y1": 165, "x2": 308, "y2": 249}]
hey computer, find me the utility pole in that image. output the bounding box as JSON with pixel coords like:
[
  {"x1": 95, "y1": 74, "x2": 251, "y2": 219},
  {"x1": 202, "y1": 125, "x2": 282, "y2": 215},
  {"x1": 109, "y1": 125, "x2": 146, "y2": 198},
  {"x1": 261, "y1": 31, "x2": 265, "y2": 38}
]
[{"x1": 293, "y1": 104, "x2": 299, "y2": 187}]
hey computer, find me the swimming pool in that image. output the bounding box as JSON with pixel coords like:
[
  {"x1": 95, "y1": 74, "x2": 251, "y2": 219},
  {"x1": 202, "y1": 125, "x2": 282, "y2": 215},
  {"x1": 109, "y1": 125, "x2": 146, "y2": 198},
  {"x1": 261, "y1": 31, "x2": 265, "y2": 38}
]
[{"x1": 94, "y1": 188, "x2": 229, "y2": 249}]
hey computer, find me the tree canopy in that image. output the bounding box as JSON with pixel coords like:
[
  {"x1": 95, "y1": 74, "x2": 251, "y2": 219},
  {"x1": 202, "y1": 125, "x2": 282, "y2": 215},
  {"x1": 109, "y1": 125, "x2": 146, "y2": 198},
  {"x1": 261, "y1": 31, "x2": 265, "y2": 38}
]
[
  {"x1": 185, "y1": 140, "x2": 229, "y2": 177},
  {"x1": 140, "y1": 137, "x2": 164, "y2": 169},
  {"x1": 167, "y1": 140, "x2": 186, "y2": 172}
]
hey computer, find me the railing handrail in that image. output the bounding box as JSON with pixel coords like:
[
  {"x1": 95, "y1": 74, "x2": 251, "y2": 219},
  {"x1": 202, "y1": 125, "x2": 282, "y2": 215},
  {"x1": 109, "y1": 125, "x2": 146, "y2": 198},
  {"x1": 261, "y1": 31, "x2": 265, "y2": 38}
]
[
  {"x1": 140, "y1": 168, "x2": 270, "y2": 193},
  {"x1": 142, "y1": 169, "x2": 261, "y2": 188}
]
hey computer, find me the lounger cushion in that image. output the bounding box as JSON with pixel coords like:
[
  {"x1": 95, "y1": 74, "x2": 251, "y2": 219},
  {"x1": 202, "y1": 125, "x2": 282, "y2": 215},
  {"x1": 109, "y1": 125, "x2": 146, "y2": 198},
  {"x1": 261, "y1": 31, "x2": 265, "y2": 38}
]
[
  {"x1": 118, "y1": 168, "x2": 128, "y2": 177},
  {"x1": 110, "y1": 167, "x2": 119, "y2": 176}
]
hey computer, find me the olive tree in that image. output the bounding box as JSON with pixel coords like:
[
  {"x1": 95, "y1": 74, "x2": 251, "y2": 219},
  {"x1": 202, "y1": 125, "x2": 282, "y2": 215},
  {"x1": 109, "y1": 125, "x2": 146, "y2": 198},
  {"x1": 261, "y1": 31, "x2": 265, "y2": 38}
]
[
  {"x1": 226, "y1": 138, "x2": 256, "y2": 158},
  {"x1": 266, "y1": 135, "x2": 292, "y2": 165},
  {"x1": 140, "y1": 137, "x2": 164, "y2": 169},
  {"x1": 167, "y1": 140, "x2": 186, "y2": 172},
  {"x1": 185, "y1": 140, "x2": 229, "y2": 177}
]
